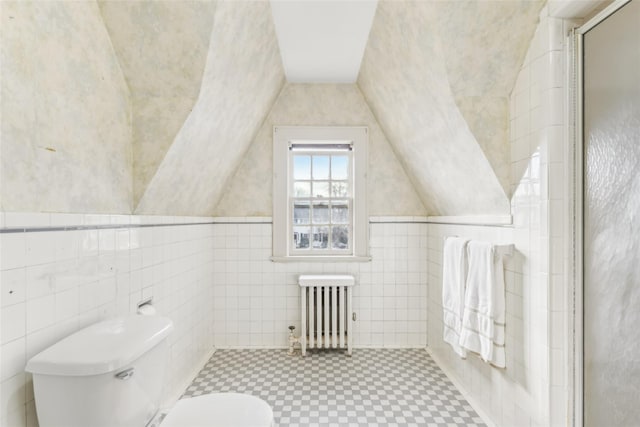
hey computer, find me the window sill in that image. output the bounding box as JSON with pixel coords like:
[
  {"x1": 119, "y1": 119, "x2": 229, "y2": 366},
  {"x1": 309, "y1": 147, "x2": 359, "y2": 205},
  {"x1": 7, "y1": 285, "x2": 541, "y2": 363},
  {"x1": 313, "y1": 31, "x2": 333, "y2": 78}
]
[{"x1": 270, "y1": 255, "x2": 372, "y2": 263}]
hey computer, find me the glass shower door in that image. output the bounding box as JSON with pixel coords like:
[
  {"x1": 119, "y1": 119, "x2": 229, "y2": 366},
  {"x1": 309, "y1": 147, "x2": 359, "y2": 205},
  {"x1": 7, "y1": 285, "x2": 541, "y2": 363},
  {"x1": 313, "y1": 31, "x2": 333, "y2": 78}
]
[{"x1": 583, "y1": 1, "x2": 640, "y2": 425}]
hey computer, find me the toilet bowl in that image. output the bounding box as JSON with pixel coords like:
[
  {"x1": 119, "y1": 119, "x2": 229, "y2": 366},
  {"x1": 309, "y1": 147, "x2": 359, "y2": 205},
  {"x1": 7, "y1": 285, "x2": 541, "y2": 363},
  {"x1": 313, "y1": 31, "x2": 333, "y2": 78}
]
[
  {"x1": 25, "y1": 316, "x2": 274, "y2": 427},
  {"x1": 160, "y1": 393, "x2": 273, "y2": 427}
]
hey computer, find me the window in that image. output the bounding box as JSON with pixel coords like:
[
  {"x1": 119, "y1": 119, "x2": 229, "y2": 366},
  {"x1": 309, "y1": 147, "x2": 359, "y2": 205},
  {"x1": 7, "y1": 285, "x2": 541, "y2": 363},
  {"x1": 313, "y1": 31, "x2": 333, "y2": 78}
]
[
  {"x1": 291, "y1": 147, "x2": 351, "y2": 253},
  {"x1": 273, "y1": 126, "x2": 369, "y2": 260}
]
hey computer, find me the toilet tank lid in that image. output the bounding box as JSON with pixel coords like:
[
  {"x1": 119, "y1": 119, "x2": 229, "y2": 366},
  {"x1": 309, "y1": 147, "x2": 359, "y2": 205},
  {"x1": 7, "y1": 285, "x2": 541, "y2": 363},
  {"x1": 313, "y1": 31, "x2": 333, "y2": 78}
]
[{"x1": 25, "y1": 316, "x2": 174, "y2": 377}]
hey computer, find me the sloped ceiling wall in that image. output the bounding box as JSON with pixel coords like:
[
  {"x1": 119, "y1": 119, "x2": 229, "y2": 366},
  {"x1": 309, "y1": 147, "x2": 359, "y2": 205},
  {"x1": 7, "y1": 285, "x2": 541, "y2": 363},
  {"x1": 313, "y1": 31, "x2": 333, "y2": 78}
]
[
  {"x1": 0, "y1": 1, "x2": 131, "y2": 213},
  {"x1": 98, "y1": 0, "x2": 217, "y2": 206},
  {"x1": 358, "y1": 0, "x2": 544, "y2": 216},
  {"x1": 1, "y1": 1, "x2": 544, "y2": 217},
  {"x1": 214, "y1": 83, "x2": 426, "y2": 216},
  {"x1": 135, "y1": 1, "x2": 285, "y2": 215},
  {"x1": 435, "y1": 0, "x2": 543, "y2": 195}
]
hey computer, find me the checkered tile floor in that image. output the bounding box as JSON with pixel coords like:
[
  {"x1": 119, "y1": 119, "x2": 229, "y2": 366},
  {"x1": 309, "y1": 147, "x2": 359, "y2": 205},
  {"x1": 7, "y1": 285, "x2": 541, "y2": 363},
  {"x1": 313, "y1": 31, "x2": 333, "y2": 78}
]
[{"x1": 181, "y1": 348, "x2": 485, "y2": 427}]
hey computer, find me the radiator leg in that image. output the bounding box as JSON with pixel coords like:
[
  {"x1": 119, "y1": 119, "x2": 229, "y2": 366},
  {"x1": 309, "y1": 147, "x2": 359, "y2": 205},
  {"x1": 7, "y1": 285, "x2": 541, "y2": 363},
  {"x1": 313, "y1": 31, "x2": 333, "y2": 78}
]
[
  {"x1": 347, "y1": 288, "x2": 353, "y2": 356},
  {"x1": 300, "y1": 288, "x2": 306, "y2": 357}
]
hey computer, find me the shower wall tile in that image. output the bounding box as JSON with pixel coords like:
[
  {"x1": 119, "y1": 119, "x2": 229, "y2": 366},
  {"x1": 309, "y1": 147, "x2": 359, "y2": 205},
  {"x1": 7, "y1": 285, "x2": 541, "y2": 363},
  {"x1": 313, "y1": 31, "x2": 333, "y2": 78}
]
[
  {"x1": 0, "y1": 213, "x2": 215, "y2": 427},
  {"x1": 211, "y1": 218, "x2": 428, "y2": 350}
]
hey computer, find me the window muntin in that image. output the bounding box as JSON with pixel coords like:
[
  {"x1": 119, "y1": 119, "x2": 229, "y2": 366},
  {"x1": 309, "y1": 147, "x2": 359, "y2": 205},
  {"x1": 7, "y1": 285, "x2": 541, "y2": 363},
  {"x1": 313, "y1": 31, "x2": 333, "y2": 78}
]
[{"x1": 290, "y1": 150, "x2": 352, "y2": 254}]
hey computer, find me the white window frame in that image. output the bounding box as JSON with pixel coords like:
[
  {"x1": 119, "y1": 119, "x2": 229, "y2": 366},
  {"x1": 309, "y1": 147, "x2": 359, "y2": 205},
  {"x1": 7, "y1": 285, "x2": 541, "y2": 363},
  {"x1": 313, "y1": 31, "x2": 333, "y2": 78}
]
[{"x1": 272, "y1": 126, "x2": 369, "y2": 261}]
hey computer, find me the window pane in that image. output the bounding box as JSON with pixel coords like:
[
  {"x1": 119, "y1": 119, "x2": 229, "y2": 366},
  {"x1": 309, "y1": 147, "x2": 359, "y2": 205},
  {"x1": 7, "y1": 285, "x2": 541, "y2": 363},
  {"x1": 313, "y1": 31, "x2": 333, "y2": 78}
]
[
  {"x1": 331, "y1": 226, "x2": 349, "y2": 250},
  {"x1": 294, "y1": 181, "x2": 310, "y2": 197},
  {"x1": 331, "y1": 155, "x2": 349, "y2": 180},
  {"x1": 331, "y1": 182, "x2": 349, "y2": 197},
  {"x1": 293, "y1": 155, "x2": 311, "y2": 179},
  {"x1": 331, "y1": 201, "x2": 349, "y2": 224},
  {"x1": 293, "y1": 201, "x2": 310, "y2": 224},
  {"x1": 312, "y1": 181, "x2": 329, "y2": 198},
  {"x1": 293, "y1": 226, "x2": 310, "y2": 249},
  {"x1": 312, "y1": 156, "x2": 330, "y2": 179},
  {"x1": 312, "y1": 202, "x2": 329, "y2": 224},
  {"x1": 312, "y1": 226, "x2": 329, "y2": 249}
]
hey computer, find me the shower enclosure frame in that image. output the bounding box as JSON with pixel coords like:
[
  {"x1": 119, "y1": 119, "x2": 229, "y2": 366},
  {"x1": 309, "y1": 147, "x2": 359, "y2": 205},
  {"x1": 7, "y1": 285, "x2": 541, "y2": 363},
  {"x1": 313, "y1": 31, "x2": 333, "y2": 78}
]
[{"x1": 571, "y1": 0, "x2": 634, "y2": 425}]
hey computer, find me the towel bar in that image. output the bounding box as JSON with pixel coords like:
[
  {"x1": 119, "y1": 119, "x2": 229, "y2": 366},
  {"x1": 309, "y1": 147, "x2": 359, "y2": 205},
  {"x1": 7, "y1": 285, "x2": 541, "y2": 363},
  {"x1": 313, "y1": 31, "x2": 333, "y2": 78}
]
[{"x1": 443, "y1": 236, "x2": 514, "y2": 257}]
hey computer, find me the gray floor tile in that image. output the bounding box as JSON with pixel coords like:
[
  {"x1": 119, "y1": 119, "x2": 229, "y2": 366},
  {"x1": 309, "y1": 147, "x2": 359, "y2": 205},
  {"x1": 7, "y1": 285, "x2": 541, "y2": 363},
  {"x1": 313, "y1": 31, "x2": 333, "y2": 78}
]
[{"x1": 181, "y1": 348, "x2": 485, "y2": 427}]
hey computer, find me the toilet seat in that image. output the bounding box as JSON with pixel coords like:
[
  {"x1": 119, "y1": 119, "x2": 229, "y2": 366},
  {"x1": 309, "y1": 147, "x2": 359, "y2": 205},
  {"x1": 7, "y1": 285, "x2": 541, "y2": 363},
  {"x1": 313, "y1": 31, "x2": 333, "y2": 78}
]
[{"x1": 160, "y1": 393, "x2": 274, "y2": 427}]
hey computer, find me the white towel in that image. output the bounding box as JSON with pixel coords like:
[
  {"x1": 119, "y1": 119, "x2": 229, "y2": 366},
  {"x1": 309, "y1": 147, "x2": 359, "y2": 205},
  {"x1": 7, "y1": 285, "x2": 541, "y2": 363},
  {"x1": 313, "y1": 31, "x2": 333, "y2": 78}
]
[
  {"x1": 459, "y1": 240, "x2": 506, "y2": 368},
  {"x1": 442, "y1": 237, "x2": 469, "y2": 358}
]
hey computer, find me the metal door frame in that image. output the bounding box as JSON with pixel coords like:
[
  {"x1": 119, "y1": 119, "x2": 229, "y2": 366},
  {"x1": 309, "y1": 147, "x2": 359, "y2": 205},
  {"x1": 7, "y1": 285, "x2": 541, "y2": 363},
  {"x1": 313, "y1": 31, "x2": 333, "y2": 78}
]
[{"x1": 572, "y1": 1, "x2": 634, "y2": 424}]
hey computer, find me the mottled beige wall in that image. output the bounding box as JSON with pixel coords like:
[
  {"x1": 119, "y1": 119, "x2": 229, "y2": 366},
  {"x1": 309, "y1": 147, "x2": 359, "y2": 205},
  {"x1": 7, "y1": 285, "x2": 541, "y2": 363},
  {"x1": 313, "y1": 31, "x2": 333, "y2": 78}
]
[
  {"x1": 98, "y1": 1, "x2": 217, "y2": 206},
  {"x1": 0, "y1": 1, "x2": 132, "y2": 213},
  {"x1": 135, "y1": 1, "x2": 285, "y2": 215},
  {"x1": 433, "y1": 1, "x2": 543, "y2": 195},
  {"x1": 455, "y1": 97, "x2": 510, "y2": 195},
  {"x1": 359, "y1": 1, "x2": 507, "y2": 215},
  {"x1": 214, "y1": 84, "x2": 426, "y2": 217}
]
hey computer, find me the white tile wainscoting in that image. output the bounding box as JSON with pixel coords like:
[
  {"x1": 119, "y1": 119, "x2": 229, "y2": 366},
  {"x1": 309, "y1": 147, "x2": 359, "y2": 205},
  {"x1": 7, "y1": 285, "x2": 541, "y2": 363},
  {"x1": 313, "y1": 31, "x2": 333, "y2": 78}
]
[
  {"x1": 0, "y1": 201, "x2": 567, "y2": 427},
  {"x1": 211, "y1": 217, "x2": 428, "y2": 349},
  {"x1": 0, "y1": 213, "x2": 215, "y2": 427},
  {"x1": 0, "y1": 213, "x2": 428, "y2": 427}
]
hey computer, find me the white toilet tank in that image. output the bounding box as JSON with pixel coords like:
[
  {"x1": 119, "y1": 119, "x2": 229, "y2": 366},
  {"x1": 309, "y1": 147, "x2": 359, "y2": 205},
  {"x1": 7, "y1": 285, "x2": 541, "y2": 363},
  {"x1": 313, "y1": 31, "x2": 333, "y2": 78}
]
[{"x1": 25, "y1": 316, "x2": 174, "y2": 427}]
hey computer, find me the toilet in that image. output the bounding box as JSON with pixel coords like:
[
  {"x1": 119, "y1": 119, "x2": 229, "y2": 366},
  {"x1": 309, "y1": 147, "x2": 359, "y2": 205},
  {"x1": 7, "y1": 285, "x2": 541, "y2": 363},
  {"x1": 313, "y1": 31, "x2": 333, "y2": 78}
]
[{"x1": 25, "y1": 316, "x2": 273, "y2": 427}]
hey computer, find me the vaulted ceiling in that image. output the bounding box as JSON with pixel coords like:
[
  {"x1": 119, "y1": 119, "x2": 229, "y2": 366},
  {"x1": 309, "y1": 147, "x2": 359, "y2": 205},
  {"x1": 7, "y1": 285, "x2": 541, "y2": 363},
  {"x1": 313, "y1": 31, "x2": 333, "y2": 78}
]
[{"x1": 96, "y1": 0, "x2": 545, "y2": 216}]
